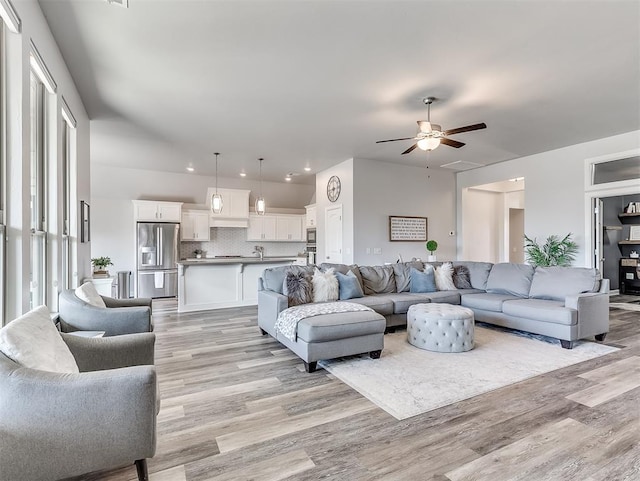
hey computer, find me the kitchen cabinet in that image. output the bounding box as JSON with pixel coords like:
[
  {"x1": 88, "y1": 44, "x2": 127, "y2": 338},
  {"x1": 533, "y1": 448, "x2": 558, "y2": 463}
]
[
  {"x1": 207, "y1": 188, "x2": 250, "y2": 226},
  {"x1": 247, "y1": 214, "x2": 277, "y2": 241},
  {"x1": 305, "y1": 204, "x2": 317, "y2": 227},
  {"x1": 181, "y1": 210, "x2": 210, "y2": 241},
  {"x1": 247, "y1": 213, "x2": 304, "y2": 241},
  {"x1": 133, "y1": 200, "x2": 182, "y2": 222}
]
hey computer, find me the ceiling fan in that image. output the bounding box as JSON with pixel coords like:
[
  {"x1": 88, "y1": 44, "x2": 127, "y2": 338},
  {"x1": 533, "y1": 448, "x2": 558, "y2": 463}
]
[{"x1": 376, "y1": 97, "x2": 487, "y2": 155}]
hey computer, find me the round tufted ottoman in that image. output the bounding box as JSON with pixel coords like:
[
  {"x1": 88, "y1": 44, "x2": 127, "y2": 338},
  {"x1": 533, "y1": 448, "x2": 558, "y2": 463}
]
[{"x1": 407, "y1": 303, "x2": 475, "y2": 353}]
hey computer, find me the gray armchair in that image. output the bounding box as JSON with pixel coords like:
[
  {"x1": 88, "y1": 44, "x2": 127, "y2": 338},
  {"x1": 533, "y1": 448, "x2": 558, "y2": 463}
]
[
  {"x1": 58, "y1": 289, "x2": 153, "y2": 336},
  {"x1": 0, "y1": 332, "x2": 157, "y2": 481}
]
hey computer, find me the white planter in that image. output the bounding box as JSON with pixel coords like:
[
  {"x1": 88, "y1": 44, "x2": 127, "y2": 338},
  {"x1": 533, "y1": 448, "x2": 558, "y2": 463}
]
[{"x1": 427, "y1": 255, "x2": 437, "y2": 262}]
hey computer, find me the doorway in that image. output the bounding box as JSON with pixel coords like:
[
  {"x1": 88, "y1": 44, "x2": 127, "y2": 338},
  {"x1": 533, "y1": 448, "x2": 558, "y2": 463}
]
[
  {"x1": 509, "y1": 208, "x2": 525, "y2": 263},
  {"x1": 325, "y1": 205, "x2": 343, "y2": 264}
]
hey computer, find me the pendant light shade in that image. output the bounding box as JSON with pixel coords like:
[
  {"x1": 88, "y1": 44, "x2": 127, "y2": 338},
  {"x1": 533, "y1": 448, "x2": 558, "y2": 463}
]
[
  {"x1": 211, "y1": 152, "x2": 223, "y2": 214},
  {"x1": 255, "y1": 157, "x2": 266, "y2": 216}
]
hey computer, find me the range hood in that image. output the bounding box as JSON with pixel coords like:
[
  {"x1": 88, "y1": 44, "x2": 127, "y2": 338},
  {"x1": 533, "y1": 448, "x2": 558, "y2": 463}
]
[{"x1": 206, "y1": 187, "x2": 251, "y2": 228}]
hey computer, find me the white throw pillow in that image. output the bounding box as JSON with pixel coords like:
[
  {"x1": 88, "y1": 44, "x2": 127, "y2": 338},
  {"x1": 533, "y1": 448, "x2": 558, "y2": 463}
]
[
  {"x1": 0, "y1": 306, "x2": 79, "y2": 373},
  {"x1": 312, "y1": 267, "x2": 339, "y2": 303},
  {"x1": 75, "y1": 282, "x2": 106, "y2": 308},
  {"x1": 435, "y1": 262, "x2": 457, "y2": 291}
]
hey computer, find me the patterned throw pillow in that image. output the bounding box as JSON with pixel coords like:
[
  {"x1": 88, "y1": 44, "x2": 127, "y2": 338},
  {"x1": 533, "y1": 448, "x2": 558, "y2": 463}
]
[
  {"x1": 435, "y1": 262, "x2": 457, "y2": 291},
  {"x1": 453, "y1": 265, "x2": 473, "y2": 289},
  {"x1": 312, "y1": 268, "x2": 339, "y2": 303},
  {"x1": 283, "y1": 272, "x2": 313, "y2": 306}
]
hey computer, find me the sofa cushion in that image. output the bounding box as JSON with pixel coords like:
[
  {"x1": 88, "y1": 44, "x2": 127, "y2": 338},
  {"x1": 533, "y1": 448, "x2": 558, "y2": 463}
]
[
  {"x1": 502, "y1": 299, "x2": 577, "y2": 326},
  {"x1": 75, "y1": 282, "x2": 106, "y2": 308},
  {"x1": 461, "y1": 292, "x2": 520, "y2": 312},
  {"x1": 452, "y1": 265, "x2": 473, "y2": 289},
  {"x1": 359, "y1": 265, "x2": 396, "y2": 295},
  {"x1": 312, "y1": 268, "x2": 339, "y2": 303},
  {"x1": 264, "y1": 265, "x2": 314, "y2": 294},
  {"x1": 410, "y1": 266, "x2": 436, "y2": 293},
  {"x1": 296, "y1": 310, "x2": 386, "y2": 343},
  {"x1": 336, "y1": 271, "x2": 364, "y2": 300},
  {"x1": 529, "y1": 267, "x2": 599, "y2": 301},
  {"x1": 320, "y1": 263, "x2": 364, "y2": 291},
  {"x1": 283, "y1": 272, "x2": 313, "y2": 306},
  {"x1": 435, "y1": 262, "x2": 457, "y2": 291},
  {"x1": 393, "y1": 261, "x2": 424, "y2": 292},
  {"x1": 420, "y1": 290, "x2": 462, "y2": 305},
  {"x1": 346, "y1": 294, "x2": 394, "y2": 316},
  {"x1": 485, "y1": 263, "x2": 534, "y2": 298},
  {"x1": 456, "y1": 288, "x2": 486, "y2": 296},
  {"x1": 452, "y1": 261, "x2": 493, "y2": 290},
  {"x1": 0, "y1": 306, "x2": 79, "y2": 373},
  {"x1": 374, "y1": 293, "x2": 429, "y2": 314}
]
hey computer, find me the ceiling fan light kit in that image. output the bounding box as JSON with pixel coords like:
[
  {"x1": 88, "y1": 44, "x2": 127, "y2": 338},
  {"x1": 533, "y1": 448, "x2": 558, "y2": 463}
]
[{"x1": 376, "y1": 96, "x2": 487, "y2": 155}]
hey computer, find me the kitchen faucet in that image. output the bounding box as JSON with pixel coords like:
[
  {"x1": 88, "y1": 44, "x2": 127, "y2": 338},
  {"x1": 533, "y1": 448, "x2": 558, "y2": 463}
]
[{"x1": 253, "y1": 245, "x2": 264, "y2": 260}]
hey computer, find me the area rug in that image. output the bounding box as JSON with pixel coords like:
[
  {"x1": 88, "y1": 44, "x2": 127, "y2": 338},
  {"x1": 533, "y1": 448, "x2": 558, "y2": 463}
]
[{"x1": 319, "y1": 327, "x2": 618, "y2": 420}]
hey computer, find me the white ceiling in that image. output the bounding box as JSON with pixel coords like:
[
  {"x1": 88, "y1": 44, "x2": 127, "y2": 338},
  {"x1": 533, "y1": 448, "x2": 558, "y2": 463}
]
[{"x1": 39, "y1": 0, "x2": 640, "y2": 184}]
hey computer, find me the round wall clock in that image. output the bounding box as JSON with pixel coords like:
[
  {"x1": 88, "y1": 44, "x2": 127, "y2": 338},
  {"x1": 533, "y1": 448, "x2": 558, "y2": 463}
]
[{"x1": 327, "y1": 175, "x2": 341, "y2": 202}]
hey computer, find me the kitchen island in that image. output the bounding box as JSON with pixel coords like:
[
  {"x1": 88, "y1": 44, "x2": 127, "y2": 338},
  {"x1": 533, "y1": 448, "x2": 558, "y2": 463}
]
[{"x1": 177, "y1": 257, "x2": 300, "y2": 313}]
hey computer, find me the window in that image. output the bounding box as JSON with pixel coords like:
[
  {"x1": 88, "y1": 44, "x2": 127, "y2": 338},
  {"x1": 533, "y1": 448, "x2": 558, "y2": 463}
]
[
  {"x1": 29, "y1": 71, "x2": 46, "y2": 308},
  {"x1": 592, "y1": 155, "x2": 640, "y2": 185},
  {"x1": 0, "y1": 20, "x2": 5, "y2": 325}
]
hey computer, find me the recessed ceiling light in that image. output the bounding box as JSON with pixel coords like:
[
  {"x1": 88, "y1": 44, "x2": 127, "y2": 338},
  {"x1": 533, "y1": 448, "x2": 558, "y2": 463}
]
[
  {"x1": 239, "y1": 172, "x2": 247, "y2": 177},
  {"x1": 304, "y1": 167, "x2": 311, "y2": 172},
  {"x1": 186, "y1": 166, "x2": 195, "y2": 172},
  {"x1": 285, "y1": 176, "x2": 292, "y2": 182}
]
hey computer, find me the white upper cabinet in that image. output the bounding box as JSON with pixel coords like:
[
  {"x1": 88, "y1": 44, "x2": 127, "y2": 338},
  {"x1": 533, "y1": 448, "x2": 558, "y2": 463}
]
[
  {"x1": 247, "y1": 214, "x2": 277, "y2": 241},
  {"x1": 305, "y1": 204, "x2": 317, "y2": 227},
  {"x1": 133, "y1": 200, "x2": 182, "y2": 222},
  {"x1": 181, "y1": 210, "x2": 210, "y2": 241},
  {"x1": 207, "y1": 188, "x2": 250, "y2": 227},
  {"x1": 248, "y1": 214, "x2": 304, "y2": 241},
  {"x1": 276, "y1": 215, "x2": 303, "y2": 241}
]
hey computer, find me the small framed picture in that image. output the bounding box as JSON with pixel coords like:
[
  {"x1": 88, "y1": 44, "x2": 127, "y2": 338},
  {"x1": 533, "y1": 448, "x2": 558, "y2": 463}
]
[
  {"x1": 80, "y1": 200, "x2": 90, "y2": 243},
  {"x1": 630, "y1": 225, "x2": 640, "y2": 241}
]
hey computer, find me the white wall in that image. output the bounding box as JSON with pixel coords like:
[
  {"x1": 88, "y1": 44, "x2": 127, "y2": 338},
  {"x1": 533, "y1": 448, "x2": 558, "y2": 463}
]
[
  {"x1": 353, "y1": 159, "x2": 456, "y2": 265},
  {"x1": 461, "y1": 188, "x2": 502, "y2": 262},
  {"x1": 457, "y1": 131, "x2": 640, "y2": 267},
  {"x1": 4, "y1": 1, "x2": 90, "y2": 319},
  {"x1": 91, "y1": 164, "x2": 314, "y2": 275}
]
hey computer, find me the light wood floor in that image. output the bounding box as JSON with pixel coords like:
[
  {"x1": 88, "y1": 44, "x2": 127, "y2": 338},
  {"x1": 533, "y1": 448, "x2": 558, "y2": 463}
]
[{"x1": 69, "y1": 304, "x2": 640, "y2": 481}]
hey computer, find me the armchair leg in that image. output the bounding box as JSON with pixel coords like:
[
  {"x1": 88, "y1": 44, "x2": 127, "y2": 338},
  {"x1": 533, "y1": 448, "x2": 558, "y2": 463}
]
[{"x1": 135, "y1": 459, "x2": 149, "y2": 481}]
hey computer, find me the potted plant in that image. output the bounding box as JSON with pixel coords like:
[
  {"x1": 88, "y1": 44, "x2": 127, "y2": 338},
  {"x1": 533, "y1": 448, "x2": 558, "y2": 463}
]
[
  {"x1": 193, "y1": 249, "x2": 203, "y2": 259},
  {"x1": 425, "y1": 240, "x2": 438, "y2": 262},
  {"x1": 524, "y1": 233, "x2": 578, "y2": 267},
  {"x1": 91, "y1": 256, "x2": 113, "y2": 277}
]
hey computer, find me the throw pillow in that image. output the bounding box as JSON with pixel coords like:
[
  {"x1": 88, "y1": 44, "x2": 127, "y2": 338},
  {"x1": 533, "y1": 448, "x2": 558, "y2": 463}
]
[
  {"x1": 336, "y1": 270, "x2": 364, "y2": 300},
  {"x1": 0, "y1": 306, "x2": 79, "y2": 373},
  {"x1": 435, "y1": 262, "x2": 457, "y2": 291},
  {"x1": 312, "y1": 268, "x2": 339, "y2": 303},
  {"x1": 452, "y1": 265, "x2": 473, "y2": 289},
  {"x1": 409, "y1": 266, "x2": 437, "y2": 293},
  {"x1": 75, "y1": 282, "x2": 106, "y2": 308},
  {"x1": 283, "y1": 272, "x2": 313, "y2": 306},
  {"x1": 393, "y1": 261, "x2": 424, "y2": 292},
  {"x1": 359, "y1": 265, "x2": 396, "y2": 295}
]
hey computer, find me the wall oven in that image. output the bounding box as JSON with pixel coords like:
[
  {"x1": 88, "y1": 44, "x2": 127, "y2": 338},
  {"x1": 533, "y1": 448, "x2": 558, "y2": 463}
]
[{"x1": 306, "y1": 228, "x2": 317, "y2": 244}]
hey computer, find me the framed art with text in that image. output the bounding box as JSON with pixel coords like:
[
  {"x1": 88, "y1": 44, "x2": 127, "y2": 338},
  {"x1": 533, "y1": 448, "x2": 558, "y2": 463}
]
[{"x1": 389, "y1": 216, "x2": 427, "y2": 242}]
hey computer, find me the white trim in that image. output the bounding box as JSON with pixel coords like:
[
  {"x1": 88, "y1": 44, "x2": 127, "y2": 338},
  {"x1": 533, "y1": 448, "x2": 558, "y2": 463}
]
[
  {"x1": 61, "y1": 96, "x2": 77, "y2": 128},
  {"x1": 0, "y1": 0, "x2": 20, "y2": 33},
  {"x1": 584, "y1": 148, "x2": 640, "y2": 192},
  {"x1": 29, "y1": 41, "x2": 57, "y2": 94}
]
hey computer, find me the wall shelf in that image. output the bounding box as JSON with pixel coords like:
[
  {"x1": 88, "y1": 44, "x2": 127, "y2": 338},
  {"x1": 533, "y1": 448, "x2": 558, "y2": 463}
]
[{"x1": 619, "y1": 240, "x2": 640, "y2": 245}]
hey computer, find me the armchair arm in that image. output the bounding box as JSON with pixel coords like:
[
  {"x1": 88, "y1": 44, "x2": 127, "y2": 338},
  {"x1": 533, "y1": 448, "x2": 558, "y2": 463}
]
[
  {"x1": 103, "y1": 296, "x2": 153, "y2": 314},
  {"x1": 0, "y1": 364, "x2": 156, "y2": 481},
  {"x1": 62, "y1": 332, "x2": 155, "y2": 372},
  {"x1": 258, "y1": 289, "x2": 288, "y2": 336},
  {"x1": 60, "y1": 303, "x2": 152, "y2": 336},
  {"x1": 565, "y1": 291, "x2": 609, "y2": 338}
]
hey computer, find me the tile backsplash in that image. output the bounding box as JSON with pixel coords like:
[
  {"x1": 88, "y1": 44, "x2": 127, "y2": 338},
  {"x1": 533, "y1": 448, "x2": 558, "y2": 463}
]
[{"x1": 180, "y1": 227, "x2": 306, "y2": 259}]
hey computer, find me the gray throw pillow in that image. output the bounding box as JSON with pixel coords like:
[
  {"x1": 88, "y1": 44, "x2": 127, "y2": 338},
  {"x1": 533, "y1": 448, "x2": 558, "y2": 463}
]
[
  {"x1": 283, "y1": 272, "x2": 313, "y2": 306},
  {"x1": 452, "y1": 265, "x2": 472, "y2": 289},
  {"x1": 359, "y1": 265, "x2": 397, "y2": 295},
  {"x1": 393, "y1": 261, "x2": 424, "y2": 292},
  {"x1": 320, "y1": 263, "x2": 364, "y2": 291},
  {"x1": 336, "y1": 271, "x2": 364, "y2": 300},
  {"x1": 410, "y1": 266, "x2": 436, "y2": 293}
]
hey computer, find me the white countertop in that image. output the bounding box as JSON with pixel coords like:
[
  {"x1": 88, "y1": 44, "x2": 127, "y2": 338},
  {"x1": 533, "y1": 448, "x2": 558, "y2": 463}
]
[{"x1": 177, "y1": 256, "x2": 300, "y2": 266}]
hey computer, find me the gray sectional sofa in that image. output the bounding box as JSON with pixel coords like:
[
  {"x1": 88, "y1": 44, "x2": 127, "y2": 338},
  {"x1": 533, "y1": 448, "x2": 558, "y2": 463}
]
[{"x1": 258, "y1": 261, "x2": 610, "y2": 352}]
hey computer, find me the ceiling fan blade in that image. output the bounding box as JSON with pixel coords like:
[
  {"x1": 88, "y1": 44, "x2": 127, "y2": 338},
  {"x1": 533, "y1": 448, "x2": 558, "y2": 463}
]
[
  {"x1": 444, "y1": 123, "x2": 487, "y2": 136},
  {"x1": 441, "y1": 138, "x2": 465, "y2": 148},
  {"x1": 401, "y1": 144, "x2": 418, "y2": 155},
  {"x1": 376, "y1": 137, "x2": 415, "y2": 144}
]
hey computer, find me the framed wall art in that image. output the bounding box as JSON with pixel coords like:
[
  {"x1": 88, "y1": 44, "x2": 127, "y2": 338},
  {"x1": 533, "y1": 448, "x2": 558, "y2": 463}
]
[{"x1": 389, "y1": 216, "x2": 427, "y2": 242}]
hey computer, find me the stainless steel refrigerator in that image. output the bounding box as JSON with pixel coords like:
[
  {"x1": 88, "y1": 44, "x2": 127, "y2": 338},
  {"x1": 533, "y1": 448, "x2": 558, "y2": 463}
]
[{"x1": 136, "y1": 222, "x2": 179, "y2": 298}]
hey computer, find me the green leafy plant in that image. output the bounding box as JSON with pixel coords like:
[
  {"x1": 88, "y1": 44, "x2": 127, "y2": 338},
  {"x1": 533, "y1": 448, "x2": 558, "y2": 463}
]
[
  {"x1": 524, "y1": 233, "x2": 578, "y2": 267},
  {"x1": 425, "y1": 240, "x2": 438, "y2": 255},
  {"x1": 91, "y1": 256, "x2": 113, "y2": 270}
]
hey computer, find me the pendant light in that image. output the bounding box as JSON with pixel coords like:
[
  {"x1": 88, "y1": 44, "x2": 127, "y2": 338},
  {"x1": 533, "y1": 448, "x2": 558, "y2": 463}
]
[
  {"x1": 255, "y1": 157, "x2": 266, "y2": 216},
  {"x1": 211, "y1": 152, "x2": 223, "y2": 214}
]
